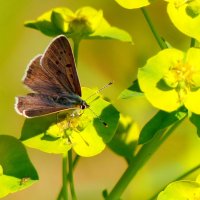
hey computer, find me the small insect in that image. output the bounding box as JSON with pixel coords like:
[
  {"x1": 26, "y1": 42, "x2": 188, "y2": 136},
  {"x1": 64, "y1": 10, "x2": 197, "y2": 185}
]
[
  {"x1": 20, "y1": 177, "x2": 30, "y2": 185},
  {"x1": 15, "y1": 35, "x2": 111, "y2": 126}
]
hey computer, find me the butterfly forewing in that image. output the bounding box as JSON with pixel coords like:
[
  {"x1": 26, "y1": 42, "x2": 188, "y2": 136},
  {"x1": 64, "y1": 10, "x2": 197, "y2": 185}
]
[
  {"x1": 23, "y1": 55, "x2": 68, "y2": 96},
  {"x1": 41, "y1": 35, "x2": 81, "y2": 96}
]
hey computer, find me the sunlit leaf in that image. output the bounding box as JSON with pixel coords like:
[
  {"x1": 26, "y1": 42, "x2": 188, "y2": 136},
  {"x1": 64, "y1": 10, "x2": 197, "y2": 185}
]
[
  {"x1": 20, "y1": 87, "x2": 119, "y2": 157},
  {"x1": 157, "y1": 179, "x2": 200, "y2": 200},
  {"x1": 0, "y1": 135, "x2": 38, "y2": 198}
]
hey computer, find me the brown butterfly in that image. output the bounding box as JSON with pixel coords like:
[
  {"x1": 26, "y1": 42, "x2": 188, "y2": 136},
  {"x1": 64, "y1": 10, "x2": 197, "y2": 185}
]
[{"x1": 15, "y1": 35, "x2": 89, "y2": 118}]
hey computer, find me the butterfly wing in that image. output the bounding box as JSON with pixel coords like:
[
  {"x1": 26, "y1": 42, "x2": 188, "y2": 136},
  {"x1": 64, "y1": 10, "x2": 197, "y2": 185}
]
[
  {"x1": 15, "y1": 93, "x2": 77, "y2": 118},
  {"x1": 23, "y1": 55, "x2": 69, "y2": 96},
  {"x1": 40, "y1": 35, "x2": 82, "y2": 96}
]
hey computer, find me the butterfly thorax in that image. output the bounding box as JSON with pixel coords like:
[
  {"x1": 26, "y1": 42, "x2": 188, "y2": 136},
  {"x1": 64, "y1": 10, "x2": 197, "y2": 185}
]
[{"x1": 54, "y1": 93, "x2": 89, "y2": 110}]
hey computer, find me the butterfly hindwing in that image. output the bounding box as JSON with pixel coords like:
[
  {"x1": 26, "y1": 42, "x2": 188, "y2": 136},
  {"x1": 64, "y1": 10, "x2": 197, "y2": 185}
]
[
  {"x1": 15, "y1": 93, "x2": 72, "y2": 118},
  {"x1": 40, "y1": 35, "x2": 82, "y2": 96}
]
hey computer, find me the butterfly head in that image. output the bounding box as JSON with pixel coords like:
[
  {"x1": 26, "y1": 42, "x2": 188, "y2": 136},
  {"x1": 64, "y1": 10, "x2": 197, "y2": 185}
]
[{"x1": 80, "y1": 100, "x2": 89, "y2": 110}]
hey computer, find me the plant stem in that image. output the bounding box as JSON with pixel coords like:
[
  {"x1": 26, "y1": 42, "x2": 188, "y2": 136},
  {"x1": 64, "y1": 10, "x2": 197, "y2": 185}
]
[
  {"x1": 73, "y1": 38, "x2": 81, "y2": 66},
  {"x1": 68, "y1": 149, "x2": 78, "y2": 200},
  {"x1": 141, "y1": 8, "x2": 167, "y2": 50},
  {"x1": 57, "y1": 155, "x2": 80, "y2": 200},
  {"x1": 106, "y1": 119, "x2": 184, "y2": 200},
  {"x1": 73, "y1": 155, "x2": 80, "y2": 167},
  {"x1": 149, "y1": 163, "x2": 200, "y2": 200},
  {"x1": 62, "y1": 152, "x2": 68, "y2": 200}
]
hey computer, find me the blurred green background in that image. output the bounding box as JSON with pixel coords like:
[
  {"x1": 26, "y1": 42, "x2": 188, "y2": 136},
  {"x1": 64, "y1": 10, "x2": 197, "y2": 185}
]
[{"x1": 0, "y1": 0, "x2": 200, "y2": 199}]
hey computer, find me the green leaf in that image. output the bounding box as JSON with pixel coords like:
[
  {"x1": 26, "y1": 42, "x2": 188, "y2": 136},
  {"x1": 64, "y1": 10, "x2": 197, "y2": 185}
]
[
  {"x1": 157, "y1": 179, "x2": 200, "y2": 200},
  {"x1": 189, "y1": 113, "x2": 200, "y2": 137},
  {"x1": 0, "y1": 135, "x2": 38, "y2": 198},
  {"x1": 115, "y1": 0, "x2": 153, "y2": 9},
  {"x1": 25, "y1": 6, "x2": 133, "y2": 42},
  {"x1": 138, "y1": 108, "x2": 187, "y2": 144},
  {"x1": 118, "y1": 80, "x2": 143, "y2": 99},
  {"x1": 25, "y1": 10, "x2": 62, "y2": 36},
  {"x1": 108, "y1": 114, "x2": 139, "y2": 163},
  {"x1": 167, "y1": 0, "x2": 200, "y2": 41},
  {"x1": 20, "y1": 87, "x2": 119, "y2": 157},
  {"x1": 87, "y1": 17, "x2": 132, "y2": 42}
]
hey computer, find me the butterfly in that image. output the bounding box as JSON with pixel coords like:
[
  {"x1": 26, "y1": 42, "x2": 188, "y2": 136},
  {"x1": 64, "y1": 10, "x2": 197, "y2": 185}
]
[{"x1": 15, "y1": 35, "x2": 89, "y2": 118}]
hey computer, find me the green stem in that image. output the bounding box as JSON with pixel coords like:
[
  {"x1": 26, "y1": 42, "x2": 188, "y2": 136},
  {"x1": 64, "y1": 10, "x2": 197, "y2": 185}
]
[
  {"x1": 62, "y1": 152, "x2": 68, "y2": 200},
  {"x1": 190, "y1": 38, "x2": 196, "y2": 47},
  {"x1": 68, "y1": 149, "x2": 78, "y2": 200},
  {"x1": 141, "y1": 8, "x2": 167, "y2": 50},
  {"x1": 149, "y1": 163, "x2": 200, "y2": 200},
  {"x1": 73, "y1": 38, "x2": 81, "y2": 66},
  {"x1": 106, "y1": 119, "x2": 184, "y2": 200},
  {"x1": 73, "y1": 155, "x2": 80, "y2": 167},
  {"x1": 57, "y1": 155, "x2": 80, "y2": 200}
]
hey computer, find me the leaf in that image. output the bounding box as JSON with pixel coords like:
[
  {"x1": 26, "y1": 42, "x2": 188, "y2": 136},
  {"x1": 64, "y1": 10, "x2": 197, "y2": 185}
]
[
  {"x1": 87, "y1": 17, "x2": 132, "y2": 42},
  {"x1": 157, "y1": 179, "x2": 200, "y2": 200},
  {"x1": 20, "y1": 87, "x2": 120, "y2": 157},
  {"x1": 0, "y1": 135, "x2": 38, "y2": 198},
  {"x1": 115, "y1": 0, "x2": 153, "y2": 9},
  {"x1": 189, "y1": 113, "x2": 200, "y2": 137},
  {"x1": 25, "y1": 10, "x2": 62, "y2": 36},
  {"x1": 108, "y1": 114, "x2": 139, "y2": 163},
  {"x1": 138, "y1": 108, "x2": 187, "y2": 144},
  {"x1": 118, "y1": 80, "x2": 143, "y2": 99}
]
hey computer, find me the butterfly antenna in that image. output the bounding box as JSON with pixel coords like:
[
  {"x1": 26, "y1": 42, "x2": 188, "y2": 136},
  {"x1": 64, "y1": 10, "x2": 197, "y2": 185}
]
[
  {"x1": 88, "y1": 107, "x2": 108, "y2": 128},
  {"x1": 85, "y1": 81, "x2": 114, "y2": 101}
]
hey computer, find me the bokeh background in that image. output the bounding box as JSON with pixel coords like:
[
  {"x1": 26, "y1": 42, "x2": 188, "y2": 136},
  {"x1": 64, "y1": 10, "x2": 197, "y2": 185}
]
[{"x1": 0, "y1": 0, "x2": 200, "y2": 199}]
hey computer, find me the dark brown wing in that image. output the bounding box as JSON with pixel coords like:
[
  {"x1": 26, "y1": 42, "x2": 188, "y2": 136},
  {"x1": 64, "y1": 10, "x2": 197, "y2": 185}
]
[
  {"x1": 23, "y1": 55, "x2": 68, "y2": 96},
  {"x1": 40, "y1": 35, "x2": 81, "y2": 96},
  {"x1": 15, "y1": 93, "x2": 74, "y2": 118}
]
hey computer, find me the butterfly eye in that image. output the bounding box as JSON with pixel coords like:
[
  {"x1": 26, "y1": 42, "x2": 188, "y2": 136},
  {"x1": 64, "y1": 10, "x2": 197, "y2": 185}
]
[
  {"x1": 81, "y1": 104, "x2": 86, "y2": 109},
  {"x1": 81, "y1": 102, "x2": 89, "y2": 109}
]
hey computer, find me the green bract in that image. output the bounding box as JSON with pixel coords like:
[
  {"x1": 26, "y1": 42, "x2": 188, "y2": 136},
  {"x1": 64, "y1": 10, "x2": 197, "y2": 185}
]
[
  {"x1": 25, "y1": 7, "x2": 132, "y2": 42},
  {"x1": 167, "y1": 0, "x2": 200, "y2": 41},
  {"x1": 115, "y1": 0, "x2": 152, "y2": 9},
  {"x1": 0, "y1": 135, "x2": 38, "y2": 198},
  {"x1": 108, "y1": 114, "x2": 139, "y2": 163},
  {"x1": 157, "y1": 176, "x2": 200, "y2": 200},
  {"x1": 138, "y1": 109, "x2": 187, "y2": 144},
  {"x1": 118, "y1": 80, "x2": 143, "y2": 99},
  {"x1": 20, "y1": 87, "x2": 119, "y2": 157},
  {"x1": 138, "y1": 48, "x2": 200, "y2": 114}
]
